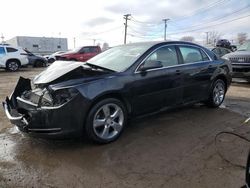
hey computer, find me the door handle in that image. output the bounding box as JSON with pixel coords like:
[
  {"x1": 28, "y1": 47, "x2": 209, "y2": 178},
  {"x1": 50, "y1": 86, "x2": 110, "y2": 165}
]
[{"x1": 175, "y1": 70, "x2": 181, "y2": 75}]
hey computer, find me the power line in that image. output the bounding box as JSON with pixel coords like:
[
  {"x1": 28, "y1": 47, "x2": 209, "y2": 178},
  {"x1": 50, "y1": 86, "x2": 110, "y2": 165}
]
[
  {"x1": 169, "y1": 13, "x2": 250, "y2": 35},
  {"x1": 170, "y1": 4, "x2": 250, "y2": 31},
  {"x1": 82, "y1": 26, "x2": 123, "y2": 37},
  {"x1": 130, "y1": 16, "x2": 161, "y2": 25},
  {"x1": 172, "y1": 0, "x2": 227, "y2": 22}
]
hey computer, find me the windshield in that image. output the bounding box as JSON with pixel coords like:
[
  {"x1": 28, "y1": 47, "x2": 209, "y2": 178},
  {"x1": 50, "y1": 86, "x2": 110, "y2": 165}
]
[
  {"x1": 87, "y1": 44, "x2": 153, "y2": 72},
  {"x1": 70, "y1": 47, "x2": 81, "y2": 53},
  {"x1": 238, "y1": 41, "x2": 250, "y2": 51}
]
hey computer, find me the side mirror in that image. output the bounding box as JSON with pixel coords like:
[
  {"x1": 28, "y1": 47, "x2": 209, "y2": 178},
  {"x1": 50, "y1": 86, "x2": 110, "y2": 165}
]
[{"x1": 139, "y1": 60, "x2": 163, "y2": 72}]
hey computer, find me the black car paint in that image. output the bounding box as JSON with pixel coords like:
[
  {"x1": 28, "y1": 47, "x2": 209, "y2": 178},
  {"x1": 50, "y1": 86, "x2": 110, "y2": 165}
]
[{"x1": 3, "y1": 41, "x2": 232, "y2": 138}]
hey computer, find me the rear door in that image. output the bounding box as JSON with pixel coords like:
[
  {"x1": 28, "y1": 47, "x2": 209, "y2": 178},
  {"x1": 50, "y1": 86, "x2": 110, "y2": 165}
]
[
  {"x1": 131, "y1": 45, "x2": 183, "y2": 115},
  {"x1": 177, "y1": 45, "x2": 213, "y2": 103}
]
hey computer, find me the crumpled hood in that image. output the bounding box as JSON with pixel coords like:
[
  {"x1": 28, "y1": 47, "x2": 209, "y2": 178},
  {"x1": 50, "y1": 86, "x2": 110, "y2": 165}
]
[{"x1": 33, "y1": 61, "x2": 88, "y2": 85}]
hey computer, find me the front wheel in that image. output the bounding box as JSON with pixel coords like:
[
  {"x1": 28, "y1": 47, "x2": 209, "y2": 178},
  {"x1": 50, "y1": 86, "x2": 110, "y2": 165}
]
[
  {"x1": 206, "y1": 79, "x2": 226, "y2": 107},
  {"x1": 85, "y1": 98, "x2": 127, "y2": 144}
]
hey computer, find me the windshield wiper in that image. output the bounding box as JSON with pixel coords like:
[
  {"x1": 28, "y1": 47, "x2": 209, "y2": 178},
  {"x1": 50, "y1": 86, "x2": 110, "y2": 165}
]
[{"x1": 85, "y1": 62, "x2": 116, "y2": 72}]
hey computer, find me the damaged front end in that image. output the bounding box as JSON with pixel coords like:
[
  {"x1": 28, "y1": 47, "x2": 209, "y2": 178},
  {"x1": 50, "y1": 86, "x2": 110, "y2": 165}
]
[{"x1": 3, "y1": 77, "x2": 85, "y2": 137}]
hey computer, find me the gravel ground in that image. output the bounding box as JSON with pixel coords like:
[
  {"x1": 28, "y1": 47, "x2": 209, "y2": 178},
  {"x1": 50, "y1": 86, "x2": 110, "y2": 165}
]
[{"x1": 0, "y1": 67, "x2": 249, "y2": 188}]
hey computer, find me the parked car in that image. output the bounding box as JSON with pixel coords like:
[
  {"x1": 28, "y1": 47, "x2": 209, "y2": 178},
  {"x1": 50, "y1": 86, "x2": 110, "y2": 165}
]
[
  {"x1": 0, "y1": 45, "x2": 29, "y2": 71},
  {"x1": 56, "y1": 46, "x2": 101, "y2": 62},
  {"x1": 45, "y1": 51, "x2": 66, "y2": 63},
  {"x1": 3, "y1": 41, "x2": 232, "y2": 143},
  {"x1": 223, "y1": 40, "x2": 250, "y2": 82},
  {"x1": 24, "y1": 49, "x2": 47, "y2": 67},
  {"x1": 211, "y1": 47, "x2": 232, "y2": 57},
  {"x1": 216, "y1": 39, "x2": 237, "y2": 51}
]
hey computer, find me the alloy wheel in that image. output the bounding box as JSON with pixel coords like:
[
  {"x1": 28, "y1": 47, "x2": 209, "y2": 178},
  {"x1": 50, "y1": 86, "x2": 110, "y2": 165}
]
[
  {"x1": 213, "y1": 82, "x2": 225, "y2": 105},
  {"x1": 93, "y1": 103, "x2": 124, "y2": 140},
  {"x1": 8, "y1": 61, "x2": 19, "y2": 71}
]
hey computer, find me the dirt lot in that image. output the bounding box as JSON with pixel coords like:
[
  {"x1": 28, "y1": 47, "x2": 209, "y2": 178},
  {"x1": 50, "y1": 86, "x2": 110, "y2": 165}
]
[{"x1": 0, "y1": 68, "x2": 250, "y2": 188}]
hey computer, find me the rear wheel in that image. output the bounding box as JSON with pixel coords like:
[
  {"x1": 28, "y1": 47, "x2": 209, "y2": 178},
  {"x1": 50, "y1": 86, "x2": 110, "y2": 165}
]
[
  {"x1": 206, "y1": 79, "x2": 226, "y2": 107},
  {"x1": 6, "y1": 60, "x2": 20, "y2": 71},
  {"x1": 85, "y1": 98, "x2": 127, "y2": 144}
]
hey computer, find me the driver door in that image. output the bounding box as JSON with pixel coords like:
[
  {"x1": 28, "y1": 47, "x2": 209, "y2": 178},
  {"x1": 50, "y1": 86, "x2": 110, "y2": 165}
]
[{"x1": 130, "y1": 45, "x2": 183, "y2": 115}]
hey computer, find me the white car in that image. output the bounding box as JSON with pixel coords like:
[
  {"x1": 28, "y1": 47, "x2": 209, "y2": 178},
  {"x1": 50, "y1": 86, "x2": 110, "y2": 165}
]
[
  {"x1": 0, "y1": 45, "x2": 29, "y2": 71},
  {"x1": 46, "y1": 51, "x2": 66, "y2": 63}
]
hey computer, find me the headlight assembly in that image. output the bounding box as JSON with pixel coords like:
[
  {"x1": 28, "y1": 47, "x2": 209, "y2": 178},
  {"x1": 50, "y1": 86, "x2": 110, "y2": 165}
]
[{"x1": 51, "y1": 88, "x2": 79, "y2": 106}]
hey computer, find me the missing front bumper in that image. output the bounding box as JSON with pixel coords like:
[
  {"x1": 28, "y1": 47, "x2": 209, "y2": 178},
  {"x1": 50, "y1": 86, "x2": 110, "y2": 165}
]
[{"x1": 2, "y1": 77, "x2": 87, "y2": 138}]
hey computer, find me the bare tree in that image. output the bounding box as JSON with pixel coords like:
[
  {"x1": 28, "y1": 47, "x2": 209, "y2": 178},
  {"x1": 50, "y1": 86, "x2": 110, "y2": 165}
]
[
  {"x1": 237, "y1": 32, "x2": 248, "y2": 45},
  {"x1": 102, "y1": 42, "x2": 109, "y2": 51},
  {"x1": 208, "y1": 31, "x2": 222, "y2": 46},
  {"x1": 180, "y1": 36, "x2": 195, "y2": 42}
]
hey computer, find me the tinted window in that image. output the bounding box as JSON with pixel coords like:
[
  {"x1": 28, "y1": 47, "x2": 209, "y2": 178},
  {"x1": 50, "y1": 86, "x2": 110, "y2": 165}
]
[
  {"x1": 6, "y1": 47, "x2": 18, "y2": 53},
  {"x1": 80, "y1": 47, "x2": 90, "y2": 53},
  {"x1": 200, "y1": 49, "x2": 210, "y2": 61},
  {"x1": 0, "y1": 47, "x2": 6, "y2": 55},
  {"x1": 90, "y1": 47, "x2": 98, "y2": 53},
  {"x1": 179, "y1": 46, "x2": 203, "y2": 63},
  {"x1": 220, "y1": 48, "x2": 231, "y2": 55},
  {"x1": 144, "y1": 46, "x2": 178, "y2": 67}
]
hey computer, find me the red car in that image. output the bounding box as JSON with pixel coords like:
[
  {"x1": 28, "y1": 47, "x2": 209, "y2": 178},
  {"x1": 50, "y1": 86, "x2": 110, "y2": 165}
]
[{"x1": 56, "y1": 46, "x2": 101, "y2": 62}]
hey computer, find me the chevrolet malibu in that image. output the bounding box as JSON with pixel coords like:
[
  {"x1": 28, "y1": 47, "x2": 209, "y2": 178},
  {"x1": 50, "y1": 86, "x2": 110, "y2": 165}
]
[{"x1": 3, "y1": 41, "x2": 232, "y2": 143}]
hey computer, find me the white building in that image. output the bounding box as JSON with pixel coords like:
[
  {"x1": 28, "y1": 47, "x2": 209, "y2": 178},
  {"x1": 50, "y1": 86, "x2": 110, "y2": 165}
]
[{"x1": 6, "y1": 36, "x2": 68, "y2": 55}]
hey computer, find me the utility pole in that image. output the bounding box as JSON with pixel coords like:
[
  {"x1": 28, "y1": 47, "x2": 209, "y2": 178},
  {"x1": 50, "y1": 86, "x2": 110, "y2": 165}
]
[
  {"x1": 162, "y1": 18, "x2": 170, "y2": 41},
  {"x1": 205, "y1": 32, "x2": 209, "y2": 45},
  {"x1": 73, "y1": 37, "x2": 76, "y2": 48},
  {"x1": 1, "y1": 33, "x2": 5, "y2": 44},
  {"x1": 123, "y1": 14, "x2": 131, "y2": 44}
]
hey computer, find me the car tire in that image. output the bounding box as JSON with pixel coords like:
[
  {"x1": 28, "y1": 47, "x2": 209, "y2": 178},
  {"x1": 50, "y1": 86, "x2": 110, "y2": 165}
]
[
  {"x1": 85, "y1": 98, "x2": 127, "y2": 144},
  {"x1": 34, "y1": 60, "x2": 45, "y2": 67},
  {"x1": 206, "y1": 79, "x2": 226, "y2": 108},
  {"x1": 6, "y1": 60, "x2": 20, "y2": 72}
]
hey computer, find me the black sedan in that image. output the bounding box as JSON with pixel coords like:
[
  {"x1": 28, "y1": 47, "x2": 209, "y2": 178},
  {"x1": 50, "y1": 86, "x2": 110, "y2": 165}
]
[{"x1": 3, "y1": 41, "x2": 232, "y2": 143}]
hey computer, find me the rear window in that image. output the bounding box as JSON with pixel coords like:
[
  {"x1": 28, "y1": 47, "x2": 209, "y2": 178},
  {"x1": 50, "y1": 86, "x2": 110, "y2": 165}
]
[
  {"x1": 0, "y1": 47, "x2": 6, "y2": 55},
  {"x1": 6, "y1": 47, "x2": 18, "y2": 53}
]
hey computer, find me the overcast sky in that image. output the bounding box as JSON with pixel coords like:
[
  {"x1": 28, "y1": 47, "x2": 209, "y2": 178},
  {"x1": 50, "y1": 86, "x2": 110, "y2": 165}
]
[{"x1": 1, "y1": 0, "x2": 250, "y2": 48}]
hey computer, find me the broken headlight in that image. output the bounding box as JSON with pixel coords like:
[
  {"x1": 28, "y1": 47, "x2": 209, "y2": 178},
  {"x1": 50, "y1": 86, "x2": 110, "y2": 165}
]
[{"x1": 51, "y1": 88, "x2": 79, "y2": 106}]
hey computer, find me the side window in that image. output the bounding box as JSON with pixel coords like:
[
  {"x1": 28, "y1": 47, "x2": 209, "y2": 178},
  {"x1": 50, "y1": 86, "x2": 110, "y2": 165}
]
[
  {"x1": 220, "y1": 48, "x2": 231, "y2": 55},
  {"x1": 0, "y1": 47, "x2": 6, "y2": 56},
  {"x1": 6, "y1": 47, "x2": 18, "y2": 53},
  {"x1": 179, "y1": 46, "x2": 203, "y2": 64},
  {"x1": 143, "y1": 46, "x2": 178, "y2": 68},
  {"x1": 80, "y1": 47, "x2": 90, "y2": 54},
  {"x1": 200, "y1": 49, "x2": 210, "y2": 61},
  {"x1": 0, "y1": 47, "x2": 5, "y2": 57},
  {"x1": 89, "y1": 47, "x2": 98, "y2": 53}
]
